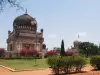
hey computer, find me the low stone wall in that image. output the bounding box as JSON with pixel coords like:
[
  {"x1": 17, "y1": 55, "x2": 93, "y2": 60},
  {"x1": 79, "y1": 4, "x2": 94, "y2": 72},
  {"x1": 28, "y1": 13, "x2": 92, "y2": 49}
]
[{"x1": 0, "y1": 65, "x2": 15, "y2": 72}]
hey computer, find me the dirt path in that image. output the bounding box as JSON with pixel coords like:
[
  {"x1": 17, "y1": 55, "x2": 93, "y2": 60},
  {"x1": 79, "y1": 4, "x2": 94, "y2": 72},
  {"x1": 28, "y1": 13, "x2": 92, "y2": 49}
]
[
  {"x1": 0, "y1": 67, "x2": 12, "y2": 72},
  {"x1": 68, "y1": 71, "x2": 100, "y2": 75},
  {"x1": 0, "y1": 65, "x2": 100, "y2": 75},
  {"x1": 0, "y1": 68, "x2": 52, "y2": 75}
]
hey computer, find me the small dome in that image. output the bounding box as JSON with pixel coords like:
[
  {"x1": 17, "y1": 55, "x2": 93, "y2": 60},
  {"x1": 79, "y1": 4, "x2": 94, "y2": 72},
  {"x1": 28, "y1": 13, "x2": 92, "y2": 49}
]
[{"x1": 13, "y1": 14, "x2": 37, "y2": 26}]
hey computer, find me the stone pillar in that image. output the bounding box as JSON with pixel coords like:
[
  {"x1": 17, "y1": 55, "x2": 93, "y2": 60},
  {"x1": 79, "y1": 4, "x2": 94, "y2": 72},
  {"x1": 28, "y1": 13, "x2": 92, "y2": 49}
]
[
  {"x1": 42, "y1": 49, "x2": 45, "y2": 59},
  {"x1": 13, "y1": 41, "x2": 16, "y2": 52},
  {"x1": 7, "y1": 43, "x2": 9, "y2": 51},
  {"x1": 39, "y1": 43, "x2": 42, "y2": 52},
  {"x1": 41, "y1": 44, "x2": 46, "y2": 59}
]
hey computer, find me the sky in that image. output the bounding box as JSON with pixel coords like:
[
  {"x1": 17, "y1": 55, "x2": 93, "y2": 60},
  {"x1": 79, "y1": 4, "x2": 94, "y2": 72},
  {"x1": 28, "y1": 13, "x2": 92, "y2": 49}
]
[{"x1": 0, "y1": 0, "x2": 100, "y2": 50}]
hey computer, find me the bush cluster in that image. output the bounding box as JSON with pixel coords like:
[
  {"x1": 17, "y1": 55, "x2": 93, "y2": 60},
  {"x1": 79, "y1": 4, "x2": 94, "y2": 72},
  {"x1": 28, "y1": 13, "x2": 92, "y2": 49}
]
[
  {"x1": 45, "y1": 50, "x2": 59, "y2": 57},
  {"x1": 90, "y1": 56, "x2": 100, "y2": 70},
  {"x1": 20, "y1": 49, "x2": 39, "y2": 57},
  {"x1": 47, "y1": 56, "x2": 87, "y2": 75},
  {"x1": 0, "y1": 48, "x2": 5, "y2": 57},
  {"x1": 65, "y1": 50, "x2": 77, "y2": 56}
]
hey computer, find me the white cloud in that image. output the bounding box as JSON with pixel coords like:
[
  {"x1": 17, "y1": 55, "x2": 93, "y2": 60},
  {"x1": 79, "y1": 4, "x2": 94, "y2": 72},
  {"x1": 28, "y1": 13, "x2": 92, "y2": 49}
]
[{"x1": 47, "y1": 34, "x2": 57, "y2": 39}]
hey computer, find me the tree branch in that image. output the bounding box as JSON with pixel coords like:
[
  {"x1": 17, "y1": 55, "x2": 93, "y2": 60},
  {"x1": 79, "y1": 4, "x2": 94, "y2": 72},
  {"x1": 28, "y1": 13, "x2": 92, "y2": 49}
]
[{"x1": 0, "y1": 0, "x2": 23, "y2": 12}]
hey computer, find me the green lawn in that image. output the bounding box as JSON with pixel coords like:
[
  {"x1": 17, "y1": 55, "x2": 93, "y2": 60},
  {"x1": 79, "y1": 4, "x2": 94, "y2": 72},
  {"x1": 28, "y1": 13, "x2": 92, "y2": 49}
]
[{"x1": 0, "y1": 59, "x2": 49, "y2": 70}]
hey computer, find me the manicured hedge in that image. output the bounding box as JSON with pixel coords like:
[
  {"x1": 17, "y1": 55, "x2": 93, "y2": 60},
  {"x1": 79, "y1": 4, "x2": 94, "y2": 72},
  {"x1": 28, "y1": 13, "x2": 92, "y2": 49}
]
[
  {"x1": 47, "y1": 56, "x2": 87, "y2": 75},
  {"x1": 90, "y1": 56, "x2": 100, "y2": 70},
  {"x1": 0, "y1": 57, "x2": 41, "y2": 60}
]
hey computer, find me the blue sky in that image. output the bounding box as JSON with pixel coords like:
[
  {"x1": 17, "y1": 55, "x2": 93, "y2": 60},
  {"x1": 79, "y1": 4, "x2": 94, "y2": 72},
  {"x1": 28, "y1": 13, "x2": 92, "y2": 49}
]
[{"x1": 0, "y1": 0, "x2": 100, "y2": 49}]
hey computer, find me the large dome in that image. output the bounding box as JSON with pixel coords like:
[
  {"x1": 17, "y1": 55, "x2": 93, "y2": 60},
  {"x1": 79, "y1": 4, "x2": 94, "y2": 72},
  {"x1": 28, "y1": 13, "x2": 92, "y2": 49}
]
[{"x1": 13, "y1": 13, "x2": 37, "y2": 26}]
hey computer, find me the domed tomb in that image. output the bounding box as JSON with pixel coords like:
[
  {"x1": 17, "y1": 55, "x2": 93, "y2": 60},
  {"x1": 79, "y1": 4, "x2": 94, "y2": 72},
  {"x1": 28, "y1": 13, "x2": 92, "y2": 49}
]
[{"x1": 7, "y1": 12, "x2": 45, "y2": 53}]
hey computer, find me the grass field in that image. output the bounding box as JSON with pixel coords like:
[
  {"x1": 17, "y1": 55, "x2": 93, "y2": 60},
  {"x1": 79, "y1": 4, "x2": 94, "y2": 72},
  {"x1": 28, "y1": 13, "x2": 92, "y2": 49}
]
[{"x1": 0, "y1": 59, "x2": 49, "y2": 70}]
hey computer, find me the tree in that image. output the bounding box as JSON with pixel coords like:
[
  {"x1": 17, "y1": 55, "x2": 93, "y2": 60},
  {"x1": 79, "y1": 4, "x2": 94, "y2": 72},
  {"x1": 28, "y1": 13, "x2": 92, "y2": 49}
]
[
  {"x1": 0, "y1": 0, "x2": 23, "y2": 12},
  {"x1": 60, "y1": 40, "x2": 65, "y2": 56},
  {"x1": 78, "y1": 42, "x2": 99, "y2": 57},
  {"x1": 98, "y1": 44, "x2": 100, "y2": 54}
]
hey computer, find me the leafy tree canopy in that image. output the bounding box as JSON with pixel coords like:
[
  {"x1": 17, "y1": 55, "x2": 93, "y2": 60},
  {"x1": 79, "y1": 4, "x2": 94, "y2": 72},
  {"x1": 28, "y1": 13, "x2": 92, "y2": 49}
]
[{"x1": 78, "y1": 42, "x2": 99, "y2": 57}]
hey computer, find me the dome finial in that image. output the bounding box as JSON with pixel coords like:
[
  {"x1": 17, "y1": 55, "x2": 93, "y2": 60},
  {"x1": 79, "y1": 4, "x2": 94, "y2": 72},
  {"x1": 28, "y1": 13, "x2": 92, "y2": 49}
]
[
  {"x1": 25, "y1": 8, "x2": 27, "y2": 14},
  {"x1": 78, "y1": 34, "x2": 79, "y2": 39}
]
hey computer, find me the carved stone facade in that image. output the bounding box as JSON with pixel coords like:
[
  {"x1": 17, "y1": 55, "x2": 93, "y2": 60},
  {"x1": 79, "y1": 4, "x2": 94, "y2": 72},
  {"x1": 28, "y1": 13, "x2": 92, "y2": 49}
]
[{"x1": 7, "y1": 12, "x2": 45, "y2": 52}]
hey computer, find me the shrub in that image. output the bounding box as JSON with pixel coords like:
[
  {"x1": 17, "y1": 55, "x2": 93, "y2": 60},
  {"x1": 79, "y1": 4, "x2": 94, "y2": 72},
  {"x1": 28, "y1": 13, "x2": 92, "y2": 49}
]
[
  {"x1": 47, "y1": 57, "x2": 61, "y2": 75},
  {"x1": 47, "y1": 56, "x2": 87, "y2": 75},
  {"x1": 73, "y1": 56, "x2": 87, "y2": 72},
  {"x1": 45, "y1": 50, "x2": 59, "y2": 57},
  {"x1": 90, "y1": 56, "x2": 100, "y2": 70},
  {"x1": 47, "y1": 56, "x2": 59, "y2": 68}
]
